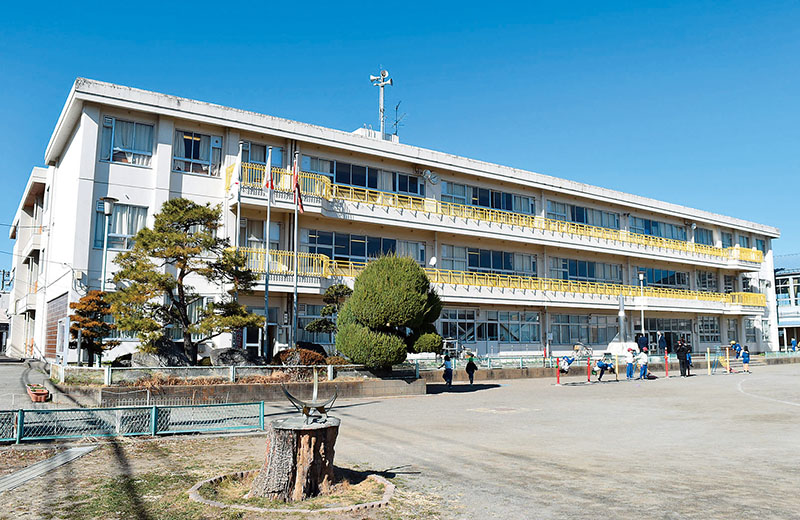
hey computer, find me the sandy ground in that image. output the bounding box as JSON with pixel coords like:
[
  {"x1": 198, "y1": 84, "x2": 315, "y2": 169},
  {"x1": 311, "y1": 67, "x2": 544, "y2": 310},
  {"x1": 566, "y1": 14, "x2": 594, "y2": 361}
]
[{"x1": 1, "y1": 364, "x2": 799, "y2": 519}]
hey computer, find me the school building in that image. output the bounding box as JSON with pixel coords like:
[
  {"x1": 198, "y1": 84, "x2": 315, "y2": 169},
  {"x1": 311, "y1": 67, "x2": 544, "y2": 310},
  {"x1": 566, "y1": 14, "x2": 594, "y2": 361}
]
[{"x1": 4, "y1": 78, "x2": 780, "y2": 362}]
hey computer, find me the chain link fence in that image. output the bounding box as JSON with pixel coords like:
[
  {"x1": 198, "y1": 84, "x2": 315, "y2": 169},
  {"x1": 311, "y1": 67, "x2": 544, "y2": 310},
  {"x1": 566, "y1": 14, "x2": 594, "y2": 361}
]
[{"x1": 1, "y1": 402, "x2": 264, "y2": 443}]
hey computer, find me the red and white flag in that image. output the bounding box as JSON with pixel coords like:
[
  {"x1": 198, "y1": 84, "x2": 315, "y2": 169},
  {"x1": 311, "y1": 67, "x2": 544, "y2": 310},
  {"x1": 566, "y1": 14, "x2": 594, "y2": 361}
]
[
  {"x1": 292, "y1": 154, "x2": 304, "y2": 213},
  {"x1": 261, "y1": 147, "x2": 273, "y2": 194}
]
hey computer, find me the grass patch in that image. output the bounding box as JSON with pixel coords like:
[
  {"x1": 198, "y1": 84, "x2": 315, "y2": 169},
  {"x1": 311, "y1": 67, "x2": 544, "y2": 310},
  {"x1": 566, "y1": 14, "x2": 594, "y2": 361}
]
[{"x1": 197, "y1": 468, "x2": 385, "y2": 510}]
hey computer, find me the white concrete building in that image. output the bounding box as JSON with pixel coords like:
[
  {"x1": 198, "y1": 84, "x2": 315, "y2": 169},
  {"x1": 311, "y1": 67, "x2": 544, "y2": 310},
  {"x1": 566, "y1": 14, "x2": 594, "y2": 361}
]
[{"x1": 5, "y1": 78, "x2": 780, "y2": 362}]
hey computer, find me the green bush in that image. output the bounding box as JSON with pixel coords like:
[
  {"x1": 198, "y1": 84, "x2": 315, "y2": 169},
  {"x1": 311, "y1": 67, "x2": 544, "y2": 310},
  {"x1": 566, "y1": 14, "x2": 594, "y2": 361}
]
[
  {"x1": 346, "y1": 256, "x2": 429, "y2": 330},
  {"x1": 336, "y1": 322, "x2": 407, "y2": 369},
  {"x1": 411, "y1": 332, "x2": 443, "y2": 354},
  {"x1": 335, "y1": 256, "x2": 443, "y2": 370}
]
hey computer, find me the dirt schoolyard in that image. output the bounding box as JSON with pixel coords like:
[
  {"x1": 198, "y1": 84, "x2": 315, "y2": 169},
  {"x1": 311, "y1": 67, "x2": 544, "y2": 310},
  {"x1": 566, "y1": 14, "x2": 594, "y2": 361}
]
[{"x1": 1, "y1": 364, "x2": 799, "y2": 519}]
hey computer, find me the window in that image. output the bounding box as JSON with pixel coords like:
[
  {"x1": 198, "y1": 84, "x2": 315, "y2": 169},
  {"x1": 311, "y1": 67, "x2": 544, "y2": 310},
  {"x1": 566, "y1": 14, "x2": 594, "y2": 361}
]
[
  {"x1": 546, "y1": 201, "x2": 568, "y2": 221},
  {"x1": 633, "y1": 267, "x2": 689, "y2": 289},
  {"x1": 629, "y1": 216, "x2": 686, "y2": 241},
  {"x1": 551, "y1": 315, "x2": 618, "y2": 345},
  {"x1": 726, "y1": 319, "x2": 738, "y2": 342},
  {"x1": 549, "y1": 201, "x2": 618, "y2": 229},
  {"x1": 738, "y1": 235, "x2": 750, "y2": 248},
  {"x1": 442, "y1": 245, "x2": 467, "y2": 271},
  {"x1": 745, "y1": 318, "x2": 757, "y2": 343},
  {"x1": 100, "y1": 117, "x2": 154, "y2": 167},
  {"x1": 396, "y1": 240, "x2": 426, "y2": 264},
  {"x1": 393, "y1": 173, "x2": 424, "y2": 196},
  {"x1": 239, "y1": 219, "x2": 280, "y2": 250},
  {"x1": 755, "y1": 238, "x2": 766, "y2": 253},
  {"x1": 173, "y1": 130, "x2": 223, "y2": 176},
  {"x1": 721, "y1": 232, "x2": 733, "y2": 248},
  {"x1": 485, "y1": 311, "x2": 540, "y2": 343},
  {"x1": 513, "y1": 195, "x2": 535, "y2": 215},
  {"x1": 465, "y1": 247, "x2": 535, "y2": 276},
  {"x1": 336, "y1": 161, "x2": 379, "y2": 190},
  {"x1": 298, "y1": 304, "x2": 333, "y2": 345},
  {"x1": 723, "y1": 275, "x2": 735, "y2": 293},
  {"x1": 301, "y1": 229, "x2": 406, "y2": 263},
  {"x1": 94, "y1": 202, "x2": 147, "y2": 250},
  {"x1": 301, "y1": 155, "x2": 334, "y2": 179},
  {"x1": 550, "y1": 258, "x2": 622, "y2": 284},
  {"x1": 776, "y1": 277, "x2": 791, "y2": 306},
  {"x1": 441, "y1": 181, "x2": 468, "y2": 205},
  {"x1": 243, "y1": 142, "x2": 284, "y2": 168},
  {"x1": 696, "y1": 271, "x2": 718, "y2": 292},
  {"x1": 695, "y1": 227, "x2": 714, "y2": 246},
  {"x1": 170, "y1": 296, "x2": 210, "y2": 342},
  {"x1": 439, "y1": 308, "x2": 476, "y2": 342},
  {"x1": 698, "y1": 316, "x2": 720, "y2": 343}
]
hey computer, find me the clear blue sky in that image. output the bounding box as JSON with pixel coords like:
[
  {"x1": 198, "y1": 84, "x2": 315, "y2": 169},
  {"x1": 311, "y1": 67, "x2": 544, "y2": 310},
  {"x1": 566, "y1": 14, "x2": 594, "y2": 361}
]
[{"x1": 1, "y1": 1, "x2": 797, "y2": 270}]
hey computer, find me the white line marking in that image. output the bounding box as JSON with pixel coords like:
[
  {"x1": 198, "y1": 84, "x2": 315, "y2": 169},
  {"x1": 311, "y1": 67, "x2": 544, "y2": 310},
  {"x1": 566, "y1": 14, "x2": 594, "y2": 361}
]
[{"x1": 736, "y1": 379, "x2": 800, "y2": 408}]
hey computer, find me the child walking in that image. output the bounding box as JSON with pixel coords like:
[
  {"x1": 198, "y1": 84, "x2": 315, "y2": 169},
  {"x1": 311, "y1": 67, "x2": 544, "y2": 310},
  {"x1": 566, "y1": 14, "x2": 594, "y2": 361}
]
[
  {"x1": 465, "y1": 356, "x2": 478, "y2": 385},
  {"x1": 635, "y1": 348, "x2": 649, "y2": 380},
  {"x1": 742, "y1": 346, "x2": 751, "y2": 373},
  {"x1": 439, "y1": 355, "x2": 453, "y2": 387}
]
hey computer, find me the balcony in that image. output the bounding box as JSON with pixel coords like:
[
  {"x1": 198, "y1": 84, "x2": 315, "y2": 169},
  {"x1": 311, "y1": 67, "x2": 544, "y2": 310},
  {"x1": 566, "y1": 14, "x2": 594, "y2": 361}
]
[
  {"x1": 20, "y1": 228, "x2": 42, "y2": 258},
  {"x1": 239, "y1": 164, "x2": 764, "y2": 269},
  {"x1": 240, "y1": 248, "x2": 766, "y2": 314}
]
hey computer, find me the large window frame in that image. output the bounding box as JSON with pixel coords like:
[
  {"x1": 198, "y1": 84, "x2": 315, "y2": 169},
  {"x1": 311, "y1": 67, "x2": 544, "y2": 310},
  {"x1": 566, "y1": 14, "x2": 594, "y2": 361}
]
[
  {"x1": 629, "y1": 216, "x2": 687, "y2": 241},
  {"x1": 242, "y1": 142, "x2": 284, "y2": 168},
  {"x1": 172, "y1": 130, "x2": 223, "y2": 176},
  {"x1": 634, "y1": 266, "x2": 689, "y2": 289},
  {"x1": 550, "y1": 257, "x2": 622, "y2": 284},
  {"x1": 698, "y1": 316, "x2": 721, "y2": 343},
  {"x1": 100, "y1": 116, "x2": 154, "y2": 167},
  {"x1": 93, "y1": 202, "x2": 148, "y2": 250},
  {"x1": 551, "y1": 314, "x2": 619, "y2": 345}
]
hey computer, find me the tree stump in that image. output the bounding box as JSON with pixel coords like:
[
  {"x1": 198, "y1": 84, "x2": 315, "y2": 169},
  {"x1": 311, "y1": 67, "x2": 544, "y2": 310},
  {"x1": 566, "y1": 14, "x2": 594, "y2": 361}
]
[{"x1": 247, "y1": 417, "x2": 340, "y2": 502}]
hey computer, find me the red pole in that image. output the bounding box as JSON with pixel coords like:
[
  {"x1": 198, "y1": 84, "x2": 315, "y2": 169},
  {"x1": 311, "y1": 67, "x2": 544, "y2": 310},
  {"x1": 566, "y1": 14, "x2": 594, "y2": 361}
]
[
  {"x1": 556, "y1": 360, "x2": 561, "y2": 385},
  {"x1": 664, "y1": 352, "x2": 669, "y2": 378},
  {"x1": 587, "y1": 356, "x2": 591, "y2": 382}
]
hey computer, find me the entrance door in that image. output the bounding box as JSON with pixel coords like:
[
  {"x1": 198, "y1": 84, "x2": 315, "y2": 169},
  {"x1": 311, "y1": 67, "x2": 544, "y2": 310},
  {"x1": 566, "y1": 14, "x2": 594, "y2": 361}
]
[{"x1": 56, "y1": 318, "x2": 69, "y2": 365}]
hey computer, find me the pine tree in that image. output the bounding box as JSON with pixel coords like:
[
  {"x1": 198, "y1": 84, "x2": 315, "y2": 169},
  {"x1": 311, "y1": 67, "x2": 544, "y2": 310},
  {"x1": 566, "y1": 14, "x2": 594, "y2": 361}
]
[
  {"x1": 109, "y1": 198, "x2": 263, "y2": 364},
  {"x1": 69, "y1": 290, "x2": 119, "y2": 366},
  {"x1": 303, "y1": 284, "x2": 353, "y2": 337}
]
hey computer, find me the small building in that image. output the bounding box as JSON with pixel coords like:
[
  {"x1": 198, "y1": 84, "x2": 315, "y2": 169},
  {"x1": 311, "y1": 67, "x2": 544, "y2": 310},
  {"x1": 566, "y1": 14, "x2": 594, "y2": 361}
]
[{"x1": 774, "y1": 267, "x2": 800, "y2": 349}]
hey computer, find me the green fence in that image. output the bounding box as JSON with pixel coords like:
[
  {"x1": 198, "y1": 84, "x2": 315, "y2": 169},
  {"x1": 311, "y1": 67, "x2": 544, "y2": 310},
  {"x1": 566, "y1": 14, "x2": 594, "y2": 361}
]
[{"x1": 0, "y1": 402, "x2": 265, "y2": 443}]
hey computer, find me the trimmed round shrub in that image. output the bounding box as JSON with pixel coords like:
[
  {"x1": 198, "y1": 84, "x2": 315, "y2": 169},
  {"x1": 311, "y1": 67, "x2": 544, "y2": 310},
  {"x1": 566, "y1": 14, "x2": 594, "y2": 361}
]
[
  {"x1": 335, "y1": 322, "x2": 407, "y2": 369},
  {"x1": 412, "y1": 332, "x2": 443, "y2": 354},
  {"x1": 275, "y1": 348, "x2": 326, "y2": 366},
  {"x1": 347, "y1": 256, "x2": 430, "y2": 330}
]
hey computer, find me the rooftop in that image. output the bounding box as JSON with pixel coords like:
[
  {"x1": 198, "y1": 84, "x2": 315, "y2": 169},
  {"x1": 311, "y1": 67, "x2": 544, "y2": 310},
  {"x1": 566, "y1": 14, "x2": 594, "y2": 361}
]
[{"x1": 45, "y1": 78, "x2": 779, "y2": 238}]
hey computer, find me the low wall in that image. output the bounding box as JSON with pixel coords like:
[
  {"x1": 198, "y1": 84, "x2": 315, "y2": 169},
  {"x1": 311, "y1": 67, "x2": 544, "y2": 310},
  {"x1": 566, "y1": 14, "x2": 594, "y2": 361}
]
[{"x1": 100, "y1": 378, "x2": 425, "y2": 407}]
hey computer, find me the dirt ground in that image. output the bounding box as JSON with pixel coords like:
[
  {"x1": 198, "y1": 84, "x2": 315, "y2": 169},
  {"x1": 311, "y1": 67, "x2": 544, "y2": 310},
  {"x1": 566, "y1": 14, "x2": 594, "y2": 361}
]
[{"x1": 1, "y1": 364, "x2": 800, "y2": 519}]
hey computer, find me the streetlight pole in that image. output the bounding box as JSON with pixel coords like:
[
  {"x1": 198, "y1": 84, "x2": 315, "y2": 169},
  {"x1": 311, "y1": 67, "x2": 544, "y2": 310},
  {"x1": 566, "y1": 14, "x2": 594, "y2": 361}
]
[
  {"x1": 638, "y1": 272, "x2": 646, "y2": 340},
  {"x1": 99, "y1": 197, "x2": 117, "y2": 292}
]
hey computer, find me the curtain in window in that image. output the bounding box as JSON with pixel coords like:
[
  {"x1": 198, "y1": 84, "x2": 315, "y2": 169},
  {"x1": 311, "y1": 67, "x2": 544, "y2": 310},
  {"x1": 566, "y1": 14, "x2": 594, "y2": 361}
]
[
  {"x1": 250, "y1": 144, "x2": 266, "y2": 163},
  {"x1": 198, "y1": 135, "x2": 210, "y2": 161},
  {"x1": 110, "y1": 205, "x2": 147, "y2": 236},
  {"x1": 114, "y1": 120, "x2": 134, "y2": 151}
]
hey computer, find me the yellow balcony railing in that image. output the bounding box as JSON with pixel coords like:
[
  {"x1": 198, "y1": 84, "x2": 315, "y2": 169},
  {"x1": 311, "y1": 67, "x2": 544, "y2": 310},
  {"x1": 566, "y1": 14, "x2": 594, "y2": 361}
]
[
  {"x1": 240, "y1": 249, "x2": 766, "y2": 307},
  {"x1": 238, "y1": 163, "x2": 763, "y2": 264},
  {"x1": 239, "y1": 247, "x2": 329, "y2": 278}
]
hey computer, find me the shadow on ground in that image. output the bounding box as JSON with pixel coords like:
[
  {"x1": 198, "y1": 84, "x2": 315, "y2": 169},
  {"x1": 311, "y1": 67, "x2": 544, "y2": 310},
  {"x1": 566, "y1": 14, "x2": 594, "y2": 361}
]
[{"x1": 426, "y1": 384, "x2": 501, "y2": 394}]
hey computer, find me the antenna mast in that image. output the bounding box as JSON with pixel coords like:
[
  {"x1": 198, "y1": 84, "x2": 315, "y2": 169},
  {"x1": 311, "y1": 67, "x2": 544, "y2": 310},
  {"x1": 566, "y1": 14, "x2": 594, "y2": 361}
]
[{"x1": 369, "y1": 69, "x2": 393, "y2": 139}]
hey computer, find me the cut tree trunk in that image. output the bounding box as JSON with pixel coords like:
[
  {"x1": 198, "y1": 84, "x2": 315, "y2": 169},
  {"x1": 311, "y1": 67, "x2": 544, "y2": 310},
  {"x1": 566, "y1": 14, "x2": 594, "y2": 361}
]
[{"x1": 248, "y1": 417, "x2": 340, "y2": 502}]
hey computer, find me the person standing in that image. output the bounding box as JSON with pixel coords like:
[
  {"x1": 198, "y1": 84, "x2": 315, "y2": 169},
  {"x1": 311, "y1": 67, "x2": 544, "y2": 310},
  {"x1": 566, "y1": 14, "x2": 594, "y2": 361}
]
[
  {"x1": 635, "y1": 348, "x2": 649, "y2": 380},
  {"x1": 438, "y1": 355, "x2": 453, "y2": 388},
  {"x1": 625, "y1": 348, "x2": 635, "y2": 380},
  {"x1": 637, "y1": 333, "x2": 649, "y2": 354},
  {"x1": 465, "y1": 356, "x2": 478, "y2": 385},
  {"x1": 676, "y1": 338, "x2": 690, "y2": 377},
  {"x1": 658, "y1": 331, "x2": 667, "y2": 355},
  {"x1": 741, "y1": 346, "x2": 751, "y2": 373},
  {"x1": 792, "y1": 338, "x2": 797, "y2": 352}
]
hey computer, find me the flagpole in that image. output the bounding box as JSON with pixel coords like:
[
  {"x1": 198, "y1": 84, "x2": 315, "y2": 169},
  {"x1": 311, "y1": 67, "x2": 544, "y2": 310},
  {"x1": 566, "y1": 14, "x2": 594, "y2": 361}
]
[
  {"x1": 263, "y1": 147, "x2": 272, "y2": 361},
  {"x1": 234, "y1": 142, "x2": 242, "y2": 311},
  {"x1": 292, "y1": 151, "x2": 300, "y2": 350}
]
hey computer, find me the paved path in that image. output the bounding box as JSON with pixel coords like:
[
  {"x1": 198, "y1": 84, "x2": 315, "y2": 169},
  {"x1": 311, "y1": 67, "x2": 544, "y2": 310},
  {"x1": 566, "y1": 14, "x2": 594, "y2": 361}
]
[
  {"x1": 270, "y1": 364, "x2": 800, "y2": 519},
  {"x1": 0, "y1": 363, "x2": 52, "y2": 410},
  {"x1": 0, "y1": 446, "x2": 97, "y2": 493}
]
